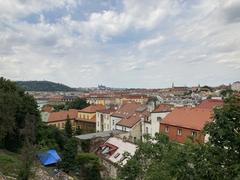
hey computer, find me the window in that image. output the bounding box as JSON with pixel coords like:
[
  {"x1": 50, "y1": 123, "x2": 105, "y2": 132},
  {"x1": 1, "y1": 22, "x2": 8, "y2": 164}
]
[
  {"x1": 157, "y1": 117, "x2": 162, "y2": 121},
  {"x1": 114, "y1": 153, "x2": 120, "y2": 158},
  {"x1": 134, "y1": 137, "x2": 137, "y2": 142},
  {"x1": 177, "y1": 129, "x2": 182, "y2": 136},
  {"x1": 146, "y1": 127, "x2": 149, "y2": 134},
  {"x1": 192, "y1": 131, "x2": 197, "y2": 137},
  {"x1": 165, "y1": 126, "x2": 169, "y2": 133},
  {"x1": 62, "y1": 122, "x2": 65, "y2": 128}
]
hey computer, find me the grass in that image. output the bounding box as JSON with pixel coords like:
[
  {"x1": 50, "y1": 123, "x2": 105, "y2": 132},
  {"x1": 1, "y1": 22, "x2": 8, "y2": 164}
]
[{"x1": 0, "y1": 149, "x2": 21, "y2": 178}]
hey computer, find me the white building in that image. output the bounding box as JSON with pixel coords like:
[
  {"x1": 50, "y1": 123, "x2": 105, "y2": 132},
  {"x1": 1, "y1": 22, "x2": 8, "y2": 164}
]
[
  {"x1": 231, "y1": 81, "x2": 240, "y2": 91},
  {"x1": 96, "y1": 109, "x2": 116, "y2": 132},
  {"x1": 142, "y1": 104, "x2": 174, "y2": 139},
  {"x1": 96, "y1": 137, "x2": 137, "y2": 179},
  {"x1": 110, "y1": 102, "x2": 150, "y2": 142}
]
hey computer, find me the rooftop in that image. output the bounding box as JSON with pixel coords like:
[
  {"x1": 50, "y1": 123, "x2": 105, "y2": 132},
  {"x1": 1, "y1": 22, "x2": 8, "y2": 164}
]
[
  {"x1": 79, "y1": 104, "x2": 105, "y2": 113},
  {"x1": 160, "y1": 107, "x2": 212, "y2": 130},
  {"x1": 197, "y1": 99, "x2": 223, "y2": 109},
  {"x1": 152, "y1": 104, "x2": 174, "y2": 113},
  {"x1": 48, "y1": 109, "x2": 78, "y2": 123}
]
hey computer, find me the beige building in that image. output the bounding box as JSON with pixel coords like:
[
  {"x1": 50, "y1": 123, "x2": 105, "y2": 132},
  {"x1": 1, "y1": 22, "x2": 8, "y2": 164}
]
[{"x1": 47, "y1": 109, "x2": 78, "y2": 129}]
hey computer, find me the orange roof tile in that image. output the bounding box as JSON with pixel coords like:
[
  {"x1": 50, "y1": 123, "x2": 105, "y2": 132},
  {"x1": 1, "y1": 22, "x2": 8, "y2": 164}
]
[
  {"x1": 48, "y1": 109, "x2": 78, "y2": 123},
  {"x1": 41, "y1": 105, "x2": 54, "y2": 113},
  {"x1": 160, "y1": 107, "x2": 212, "y2": 131},
  {"x1": 112, "y1": 102, "x2": 144, "y2": 118},
  {"x1": 79, "y1": 104, "x2": 105, "y2": 113},
  {"x1": 197, "y1": 99, "x2": 223, "y2": 109},
  {"x1": 152, "y1": 104, "x2": 174, "y2": 113},
  {"x1": 117, "y1": 110, "x2": 150, "y2": 128}
]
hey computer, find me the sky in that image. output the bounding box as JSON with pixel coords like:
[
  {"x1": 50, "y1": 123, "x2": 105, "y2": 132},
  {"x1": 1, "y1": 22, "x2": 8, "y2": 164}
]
[{"x1": 0, "y1": 0, "x2": 240, "y2": 88}]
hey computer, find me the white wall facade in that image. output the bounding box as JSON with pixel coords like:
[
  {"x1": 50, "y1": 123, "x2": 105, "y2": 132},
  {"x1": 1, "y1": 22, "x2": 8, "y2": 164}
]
[
  {"x1": 96, "y1": 112, "x2": 111, "y2": 132},
  {"x1": 110, "y1": 116, "x2": 122, "y2": 130},
  {"x1": 150, "y1": 112, "x2": 170, "y2": 137}
]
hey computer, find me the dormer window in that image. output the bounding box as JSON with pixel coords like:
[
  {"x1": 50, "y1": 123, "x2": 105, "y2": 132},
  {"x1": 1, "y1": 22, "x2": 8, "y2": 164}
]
[
  {"x1": 114, "y1": 153, "x2": 120, "y2": 158},
  {"x1": 157, "y1": 117, "x2": 162, "y2": 121}
]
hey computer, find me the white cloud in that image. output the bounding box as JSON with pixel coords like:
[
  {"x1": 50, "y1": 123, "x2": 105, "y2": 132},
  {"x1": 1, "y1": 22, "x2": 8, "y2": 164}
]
[
  {"x1": 0, "y1": 0, "x2": 240, "y2": 87},
  {"x1": 138, "y1": 36, "x2": 165, "y2": 49},
  {"x1": 0, "y1": 0, "x2": 79, "y2": 20}
]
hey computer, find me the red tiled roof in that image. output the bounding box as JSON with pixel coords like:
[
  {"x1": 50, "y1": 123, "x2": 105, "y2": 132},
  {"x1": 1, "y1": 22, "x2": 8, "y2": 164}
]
[
  {"x1": 152, "y1": 104, "x2": 174, "y2": 113},
  {"x1": 79, "y1": 104, "x2": 105, "y2": 113},
  {"x1": 41, "y1": 105, "x2": 54, "y2": 113},
  {"x1": 160, "y1": 107, "x2": 212, "y2": 131},
  {"x1": 111, "y1": 102, "x2": 144, "y2": 118},
  {"x1": 48, "y1": 109, "x2": 78, "y2": 123},
  {"x1": 117, "y1": 110, "x2": 149, "y2": 128},
  {"x1": 97, "y1": 108, "x2": 117, "y2": 114},
  {"x1": 197, "y1": 99, "x2": 223, "y2": 109}
]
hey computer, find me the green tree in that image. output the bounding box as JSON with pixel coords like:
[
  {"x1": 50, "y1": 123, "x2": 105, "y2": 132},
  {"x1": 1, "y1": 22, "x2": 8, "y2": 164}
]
[
  {"x1": 65, "y1": 117, "x2": 73, "y2": 138},
  {"x1": 76, "y1": 153, "x2": 101, "y2": 180},
  {"x1": 0, "y1": 77, "x2": 40, "y2": 152},
  {"x1": 75, "y1": 126, "x2": 82, "y2": 135},
  {"x1": 36, "y1": 123, "x2": 66, "y2": 151},
  {"x1": 204, "y1": 95, "x2": 240, "y2": 179},
  {"x1": 60, "y1": 138, "x2": 78, "y2": 172},
  {"x1": 65, "y1": 98, "x2": 89, "y2": 110},
  {"x1": 17, "y1": 114, "x2": 36, "y2": 180}
]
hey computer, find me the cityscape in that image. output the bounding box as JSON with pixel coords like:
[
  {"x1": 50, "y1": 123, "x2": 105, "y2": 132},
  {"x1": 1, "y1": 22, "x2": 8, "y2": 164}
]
[{"x1": 0, "y1": 0, "x2": 240, "y2": 180}]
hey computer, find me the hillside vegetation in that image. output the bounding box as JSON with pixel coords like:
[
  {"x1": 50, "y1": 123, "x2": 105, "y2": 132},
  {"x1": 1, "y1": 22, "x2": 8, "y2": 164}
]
[{"x1": 16, "y1": 81, "x2": 75, "y2": 91}]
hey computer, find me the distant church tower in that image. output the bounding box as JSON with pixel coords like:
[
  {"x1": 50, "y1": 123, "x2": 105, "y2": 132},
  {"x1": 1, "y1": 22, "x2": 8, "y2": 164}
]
[{"x1": 172, "y1": 82, "x2": 174, "y2": 88}]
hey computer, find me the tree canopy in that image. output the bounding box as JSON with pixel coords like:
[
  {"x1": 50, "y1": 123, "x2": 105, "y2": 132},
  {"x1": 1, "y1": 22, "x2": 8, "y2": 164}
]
[{"x1": 16, "y1": 80, "x2": 75, "y2": 92}]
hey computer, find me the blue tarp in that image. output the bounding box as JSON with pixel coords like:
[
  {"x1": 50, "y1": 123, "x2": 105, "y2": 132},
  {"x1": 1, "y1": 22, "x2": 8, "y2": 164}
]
[{"x1": 37, "y1": 149, "x2": 61, "y2": 166}]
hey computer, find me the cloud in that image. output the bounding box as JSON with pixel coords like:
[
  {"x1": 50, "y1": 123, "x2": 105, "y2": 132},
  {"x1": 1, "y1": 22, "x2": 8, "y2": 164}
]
[
  {"x1": 0, "y1": 0, "x2": 239, "y2": 88},
  {"x1": 138, "y1": 35, "x2": 165, "y2": 49}
]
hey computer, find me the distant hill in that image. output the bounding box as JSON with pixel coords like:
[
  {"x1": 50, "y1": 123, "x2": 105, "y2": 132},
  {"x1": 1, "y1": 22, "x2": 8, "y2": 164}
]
[{"x1": 16, "y1": 81, "x2": 76, "y2": 91}]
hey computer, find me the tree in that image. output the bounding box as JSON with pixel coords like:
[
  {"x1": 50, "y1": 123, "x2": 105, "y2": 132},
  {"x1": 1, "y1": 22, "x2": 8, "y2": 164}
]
[
  {"x1": 75, "y1": 125, "x2": 82, "y2": 135},
  {"x1": 65, "y1": 116, "x2": 73, "y2": 138},
  {"x1": 65, "y1": 98, "x2": 89, "y2": 110},
  {"x1": 60, "y1": 138, "x2": 78, "y2": 172},
  {"x1": 53, "y1": 104, "x2": 65, "y2": 111},
  {"x1": 76, "y1": 153, "x2": 101, "y2": 180},
  {"x1": 204, "y1": 95, "x2": 240, "y2": 179},
  {"x1": 17, "y1": 114, "x2": 36, "y2": 180},
  {"x1": 0, "y1": 77, "x2": 40, "y2": 152}
]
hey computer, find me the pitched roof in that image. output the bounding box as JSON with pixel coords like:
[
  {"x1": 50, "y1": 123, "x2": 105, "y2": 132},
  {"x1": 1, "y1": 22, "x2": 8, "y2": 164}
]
[
  {"x1": 117, "y1": 111, "x2": 149, "y2": 128},
  {"x1": 97, "y1": 108, "x2": 117, "y2": 114},
  {"x1": 48, "y1": 109, "x2": 78, "y2": 123},
  {"x1": 41, "y1": 105, "x2": 54, "y2": 113},
  {"x1": 97, "y1": 137, "x2": 137, "y2": 166},
  {"x1": 197, "y1": 99, "x2": 223, "y2": 109},
  {"x1": 152, "y1": 104, "x2": 174, "y2": 113},
  {"x1": 160, "y1": 107, "x2": 212, "y2": 131},
  {"x1": 111, "y1": 102, "x2": 144, "y2": 118},
  {"x1": 79, "y1": 104, "x2": 105, "y2": 113}
]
